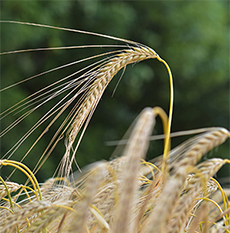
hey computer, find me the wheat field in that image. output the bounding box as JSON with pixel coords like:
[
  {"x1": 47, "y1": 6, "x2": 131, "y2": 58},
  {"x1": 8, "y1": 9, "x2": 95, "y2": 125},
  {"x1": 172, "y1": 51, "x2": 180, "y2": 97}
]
[{"x1": 0, "y1": 21, "x2": 230, "y2": 233}]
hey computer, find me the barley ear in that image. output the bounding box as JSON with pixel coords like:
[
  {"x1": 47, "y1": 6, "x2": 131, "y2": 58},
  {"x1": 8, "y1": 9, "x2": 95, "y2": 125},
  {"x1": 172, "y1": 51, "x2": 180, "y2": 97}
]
[
  {"x1": 167, "y1": 158, "x2": 225, "y2": 233},
  {"x1": 143, "y1": 128, "x2": 229, "y2": 233},
  {"x1": 62, "y1": 46, "x2": 158, "y2": 177},
  {"x1": 69, "y1": 163, "x2": 106, "y2": 233},
  {"x1": 110, "y1": 108, "x2": 156, "y2": 233}
]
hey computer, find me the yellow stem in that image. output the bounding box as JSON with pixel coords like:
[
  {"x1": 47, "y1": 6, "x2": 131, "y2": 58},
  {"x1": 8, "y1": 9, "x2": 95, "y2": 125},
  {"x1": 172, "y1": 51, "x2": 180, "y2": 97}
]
[
  {"x1": 211, "y1": 177, "x2": 230, "y2": 226},
  {"x1": 1, "y1": 160, "x2": 42, "y2": 200},
  {"x1": 156, "y1": 57, "x2": 174, "y2": 175},
  {"x1": 0, "y1": 176, "x2": 14, "y2": 210}
]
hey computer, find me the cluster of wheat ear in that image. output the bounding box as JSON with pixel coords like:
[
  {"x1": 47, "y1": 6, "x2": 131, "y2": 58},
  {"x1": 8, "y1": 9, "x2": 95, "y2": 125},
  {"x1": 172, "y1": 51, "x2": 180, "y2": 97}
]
[{"x1": 0, "y1": 21, "x2": 230, "y2": 233}]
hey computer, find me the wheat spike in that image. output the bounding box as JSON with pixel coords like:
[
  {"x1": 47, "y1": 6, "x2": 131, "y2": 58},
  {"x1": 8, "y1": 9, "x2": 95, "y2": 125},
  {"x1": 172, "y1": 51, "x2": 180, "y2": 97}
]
[
  {"x1": 62, "y1": 46, "x2": 158, "y2": 177},
  {"x1": 23, "y1": 204, "x2": 66, "y2": 233},
  {"x1": 0, "y1": 201, "x2": 55, "y2": 233},
  {"x1": 69, "y1": 163, "x2": 106, "y2": 233},
  {"x1": 139, "y1": 128, "x2": 228, "y2": 179},
  {"x1": 173, "y1": 128, "x2": 229, "y2": 171},
  {"x1": 110, "y1": 108, "x2": 155, "y2": 233},
  {"x1": 0, "y1": 181, "x2": 21, "y2": 199},
  {"x1": 90, "y1": 179, "x2": 117, "y2": 227},
  {"x1": 167, "y1": 158, "x2": 224, "y2": 233},
  {"x1": 143, "y1": 128, "x2": 229, "y2": 233}
]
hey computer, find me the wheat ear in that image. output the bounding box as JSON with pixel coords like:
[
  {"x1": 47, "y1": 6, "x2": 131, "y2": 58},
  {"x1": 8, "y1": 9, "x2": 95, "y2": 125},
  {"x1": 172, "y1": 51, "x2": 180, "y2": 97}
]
[
  {"x1": 69, "y1": 163, "x2": 106, "y2": 233},
  {"x1": 0, "y1": 201, "x2": 55, "y2": 233},
  {"x1": 61, "y1": 46, "x2": 158, "y2": 177},
  {"x1": 90, "y1": 169, "x2": 118, "y2": 226},
  {"x1": 172, "y1": 128, "x2": 229, "y2": 171},
  {"x1": 0, "y1": 181, "x2": 21, "y2": 200},
  {"x1": 110, "y1": 108, "x2": 155, "y2": 233},
  {"x1": 143, "y1": 128, "x2": 229, "y2": 233},
  {"x1": 23, "y1": 204, "x2": 67, "y2": 233},
  {"x1": 167, "y1": 158, "x2": 224, "y2": 233}
]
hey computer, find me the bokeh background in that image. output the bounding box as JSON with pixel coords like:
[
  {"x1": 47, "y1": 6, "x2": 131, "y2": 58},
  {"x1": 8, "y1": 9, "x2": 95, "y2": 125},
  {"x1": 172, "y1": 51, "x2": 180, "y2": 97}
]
[{"x1": 1, "y1": 1, "x2": 229, "y2": 184}]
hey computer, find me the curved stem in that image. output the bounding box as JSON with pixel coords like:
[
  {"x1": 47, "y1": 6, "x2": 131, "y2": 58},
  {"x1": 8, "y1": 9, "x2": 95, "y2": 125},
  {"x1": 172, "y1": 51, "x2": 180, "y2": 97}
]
[
  {"x1": 156, "y1": 57, "x2": 174, "y2": 175},
  {"x1": 0, "y1": 176, "x2": 14, "y2": 210},
  {"x1": 1, "y1": 160, "x2": 42, "y2": 200}
]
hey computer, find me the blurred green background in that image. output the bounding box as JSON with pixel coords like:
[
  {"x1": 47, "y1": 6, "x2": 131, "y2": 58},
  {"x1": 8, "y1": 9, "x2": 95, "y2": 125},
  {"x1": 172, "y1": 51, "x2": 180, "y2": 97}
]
[{"x1": 0, "y1": 1, "x2": 229, "y2": 184}]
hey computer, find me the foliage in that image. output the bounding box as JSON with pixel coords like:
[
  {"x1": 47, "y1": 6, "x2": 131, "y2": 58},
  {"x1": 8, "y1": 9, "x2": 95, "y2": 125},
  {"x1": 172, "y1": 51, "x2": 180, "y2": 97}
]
[{"x1": 0, "y1": 1, "x2": 229, "y2": 182}]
